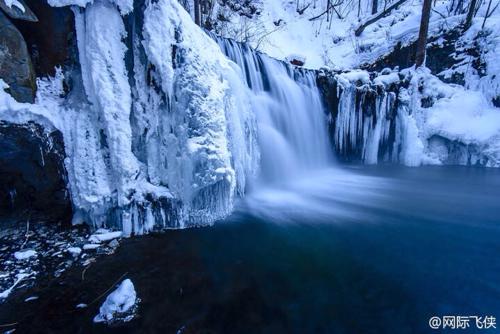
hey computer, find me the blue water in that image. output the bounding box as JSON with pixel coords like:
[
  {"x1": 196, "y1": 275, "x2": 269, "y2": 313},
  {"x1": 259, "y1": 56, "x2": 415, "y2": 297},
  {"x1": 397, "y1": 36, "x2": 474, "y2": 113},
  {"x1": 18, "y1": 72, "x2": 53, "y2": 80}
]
[
  {"x1": 198, "y1": 165, "x2": 500, "y2": 333},
  {"x1": 2, "y1": 165, "x2": 499, "y2": 334}
]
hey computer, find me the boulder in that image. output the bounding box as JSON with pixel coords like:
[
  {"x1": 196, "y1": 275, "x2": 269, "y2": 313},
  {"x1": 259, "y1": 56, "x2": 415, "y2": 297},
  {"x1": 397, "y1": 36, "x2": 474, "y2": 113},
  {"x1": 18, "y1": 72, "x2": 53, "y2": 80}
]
[
  {"x1": 0, "y1": 10, "x2": 36, "y2": 103},
  {"x1": 0, "y1": 0, "x2": 38, "y2": 22},
  {"x1": 0, "y1": 121, "x2": 72, "y2": 223}
]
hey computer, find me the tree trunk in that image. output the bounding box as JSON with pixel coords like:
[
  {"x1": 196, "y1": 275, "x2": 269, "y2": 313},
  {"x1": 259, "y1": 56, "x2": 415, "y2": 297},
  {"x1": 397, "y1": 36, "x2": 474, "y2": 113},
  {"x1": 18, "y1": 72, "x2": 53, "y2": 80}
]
[
  {"x1": 194, "y1": 0, "x2": 201, "y2": 26},
  {"x1": 415, "y1": 0, "x2": 432, "y2": 67},
  {"x1": 464, "y1": 0, "x2": 478, "y2": 30},
  {"x1": 354, "y1": 0, "x2": 409, "y2": 36},
  {"x1": 372, "y1": 0, "x2": 378, "y2": 14}
]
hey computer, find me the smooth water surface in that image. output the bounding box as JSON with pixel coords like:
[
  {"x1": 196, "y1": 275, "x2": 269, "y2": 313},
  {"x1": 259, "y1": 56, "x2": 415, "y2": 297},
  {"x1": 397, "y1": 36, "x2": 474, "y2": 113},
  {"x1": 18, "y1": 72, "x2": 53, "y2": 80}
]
[{"x1": 1, "y1": 165, "x2": 499, "y2": 334}]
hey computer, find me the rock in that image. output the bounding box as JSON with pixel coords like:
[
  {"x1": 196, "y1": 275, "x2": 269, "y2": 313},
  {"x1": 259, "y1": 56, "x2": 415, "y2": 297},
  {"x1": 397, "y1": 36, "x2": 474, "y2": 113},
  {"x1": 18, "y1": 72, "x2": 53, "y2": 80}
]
[
  {"x1": 287, "y1": 54, "x2": 306, "y2": 67},
  {"x1": 0, "y1": 0, "x2": 38, "y2": 22},
  {"x1": 0, "y1": 122, "x2": 72, "y2": 223},
  {"x1": 0, "y1": 10, "x2": 36, "y2": 103},
  {"x1": 16, "y1": 0, "x2": 77, "y2": 77},
  {"x1": 93, "y1": 279, "x2": 138, "y2": 323}
]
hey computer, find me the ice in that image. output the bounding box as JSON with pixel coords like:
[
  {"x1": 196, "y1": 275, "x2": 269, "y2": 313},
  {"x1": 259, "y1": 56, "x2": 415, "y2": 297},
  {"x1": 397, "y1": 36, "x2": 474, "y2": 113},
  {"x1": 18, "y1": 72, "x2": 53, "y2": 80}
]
[
  {"x1": 14, "y1": 250, "x2": 37, "y2": 260},
  {"x1": 48, "y1": 0, "x2": 133, "y2": 15},
  {"x1": 88, "y1": 231, "x2": 122, "y2": 243},
  {"x1": 93, "y1": 278, "x2": 137, "y2": 323},
  {"x1": 83, "y1": 244, "x2": 101, "y2": 250},
  {"x1": 24, "y1": 296, "x2": 39, "y2": 302},
  {"x1": 4, "y1": 0, "x2": 25, "y2": 12}
]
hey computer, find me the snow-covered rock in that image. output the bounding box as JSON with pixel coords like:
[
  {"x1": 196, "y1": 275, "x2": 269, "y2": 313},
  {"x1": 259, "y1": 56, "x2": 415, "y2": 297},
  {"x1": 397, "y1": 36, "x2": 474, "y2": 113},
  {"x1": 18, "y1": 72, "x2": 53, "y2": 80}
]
[
  {"x1": 67, "y1": 247, "x2": 82, "y2": 256},
  {"x1": 88, "y1": 231, "x2": 122, "y2": 243},
  {"x1": 14, "y1": 249, "x2": 37, "y2": 260},
  {"x1": 93, "y1": 278, "x2": 138, "y2": 323}
]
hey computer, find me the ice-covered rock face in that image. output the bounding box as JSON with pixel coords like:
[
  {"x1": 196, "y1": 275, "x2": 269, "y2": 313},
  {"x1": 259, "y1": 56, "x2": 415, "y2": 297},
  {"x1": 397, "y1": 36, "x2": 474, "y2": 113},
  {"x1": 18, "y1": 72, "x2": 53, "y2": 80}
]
[
  {"x1": 321, "y1": 67, "x2": 500, "y2": 167},
  {"x1": 135, "y1": 0, "x2": 258, "y2": 226},
  {"x1": 69, "y1": 0, "x2": 260, "y2": 231},
  {"x1": 0, "y1": 0, "x2": 258, "y2": 233}
]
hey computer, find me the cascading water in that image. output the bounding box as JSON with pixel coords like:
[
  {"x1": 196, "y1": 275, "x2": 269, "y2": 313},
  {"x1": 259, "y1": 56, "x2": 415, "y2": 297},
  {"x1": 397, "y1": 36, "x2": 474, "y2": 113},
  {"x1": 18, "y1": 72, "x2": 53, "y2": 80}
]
[{"x1": 212, "y1": 36, "x2": 333, "y2": 184}]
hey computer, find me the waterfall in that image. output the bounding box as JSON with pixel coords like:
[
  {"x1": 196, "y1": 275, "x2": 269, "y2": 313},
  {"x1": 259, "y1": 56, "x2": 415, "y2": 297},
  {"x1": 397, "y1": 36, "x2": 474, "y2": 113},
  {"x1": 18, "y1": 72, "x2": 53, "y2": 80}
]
[{"x1": 211, "y1": 36, "x2": 333, "y2": 184}]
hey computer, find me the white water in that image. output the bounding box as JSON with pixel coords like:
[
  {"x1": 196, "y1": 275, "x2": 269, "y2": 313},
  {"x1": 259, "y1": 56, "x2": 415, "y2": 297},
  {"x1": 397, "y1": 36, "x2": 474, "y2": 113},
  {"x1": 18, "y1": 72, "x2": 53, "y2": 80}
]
[{"x1": 213, "y1": 37, "x2": 333, "y2": 185}]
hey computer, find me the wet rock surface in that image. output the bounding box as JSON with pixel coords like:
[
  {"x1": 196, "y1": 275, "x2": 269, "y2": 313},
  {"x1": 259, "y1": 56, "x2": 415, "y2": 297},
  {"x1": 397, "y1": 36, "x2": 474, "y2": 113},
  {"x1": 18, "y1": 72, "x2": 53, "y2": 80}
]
[
  {"x1": 361, "y1": 29, "x2": 462, "y2": 83},
  {"x1": 0, "y1": 10, "x2": 37, "y2": 103},
  {"x1": 16, "y1": 0, "x2": 77, "y2": 77},
  {"x1": 0, "y1": 121, "x2": 72, "y2": 222}
]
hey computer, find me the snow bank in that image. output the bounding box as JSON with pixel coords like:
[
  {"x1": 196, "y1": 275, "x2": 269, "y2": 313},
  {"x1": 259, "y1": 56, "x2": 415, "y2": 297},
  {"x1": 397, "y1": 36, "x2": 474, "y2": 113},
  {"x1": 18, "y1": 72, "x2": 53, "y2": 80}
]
[
  {"x1": 211, "y1": 0, "x2": 465, "y2": 70},
  {"x1": 426, "y1": 89, "x2": 500, "y2": 144},
  {"x1": 94, "y1": 278, "x2": 137, "y2": 323}
]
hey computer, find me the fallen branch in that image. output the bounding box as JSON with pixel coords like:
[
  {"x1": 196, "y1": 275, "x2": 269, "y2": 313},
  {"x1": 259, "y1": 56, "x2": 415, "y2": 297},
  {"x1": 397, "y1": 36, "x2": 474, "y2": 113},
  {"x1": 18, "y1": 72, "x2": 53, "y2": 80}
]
[{"x1": 354, "y1": 0, "x2": 409, "y2": 36}]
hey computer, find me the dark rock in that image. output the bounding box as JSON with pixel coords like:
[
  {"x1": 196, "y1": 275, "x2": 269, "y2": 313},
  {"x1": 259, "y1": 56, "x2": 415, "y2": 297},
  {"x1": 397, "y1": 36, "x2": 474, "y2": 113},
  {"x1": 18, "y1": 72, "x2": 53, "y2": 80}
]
[
  {"x1": 0, "y1": 121, "x2": 72, "y2": 224},
  {"x1": 0, "y1": 10, "x2": 36, "y2": 103},
  {"x1": 289, "y1": 58, "x2": 305, "y2": 67},
  {"x1": 0, "y1": 0, "x2": 38, "y2": 22},
  {"x1": 15, "y1": 0, "x2": 78, "y2": 77},
  {"x1": 362, "y1": 29, "x2": 462, "y2": 84}
]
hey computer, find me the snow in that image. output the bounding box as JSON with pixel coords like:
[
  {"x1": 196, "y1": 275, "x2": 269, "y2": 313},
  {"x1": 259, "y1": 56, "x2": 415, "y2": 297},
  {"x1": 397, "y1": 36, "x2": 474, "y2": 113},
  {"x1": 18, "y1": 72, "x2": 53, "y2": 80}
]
[
  {"x1": 0, "y1": 0, "x2": 497, "y2": 238},
  {"x1": 337, "y1": 70, "x2": 371, "y2": 85},
  {"x1": 212, "y1": 0, "x2": 465, "y2": 70},
  {"x1": 88, "y1": 230, "x2": 122, "y2": 243},
  {"x1": 4, "y1": 0, "x2": 25, "y2": 12},
  {"x1": 374, "y1": 72, "x2": 400, "y2": 87},
  {"x1": 139, "y1": 0, "x2": 258, "y2": 225},
  {"x1": 0, "y1": 273, "x2": 31, "y2": 299},
  {"x1": 67, "y1": 247, "x2": 82, "y2": 256},
  {"x1": 14, "y1": 250, "x2": 37, "y2": 260},
  {"x1": 48, "y1": 0, "x2": 133, "y2": 15},
  {"x1": 425, "y1": 89, "x2": 500, "y2": 144},
  {"x1": 83, "y1": 243, "x2": 101, "y2": 250},
  {"x1": 93, "y1": 279, "x2": 137, "y2": 323}
]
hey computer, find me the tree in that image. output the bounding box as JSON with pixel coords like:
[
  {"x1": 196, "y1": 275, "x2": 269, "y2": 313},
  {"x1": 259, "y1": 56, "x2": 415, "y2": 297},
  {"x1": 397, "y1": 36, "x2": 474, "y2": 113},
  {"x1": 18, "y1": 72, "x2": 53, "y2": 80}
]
[
  {"x1": 482, "y1": 0, "x2": 500, "y2": 29},
  {"x1": 463, "y1": 0, "x2": 478, "y2": 30},
  {"x1": 194, "y1": 0, "x2": 201, "y2": 26},
  {"x1": 372, "y1": 0, "x2": 378, "y2": 14},
  {"x1": 354, "y1": 0, "x2": 409, "y2": 36},
  {"x1": 415, "y1": 0, "x2": 433, "y2": 67}
]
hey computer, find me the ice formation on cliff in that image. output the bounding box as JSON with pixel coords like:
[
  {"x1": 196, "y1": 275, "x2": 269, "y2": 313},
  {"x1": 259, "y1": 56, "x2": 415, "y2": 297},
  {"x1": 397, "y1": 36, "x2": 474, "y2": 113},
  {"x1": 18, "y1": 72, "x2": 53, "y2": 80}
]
[{"x1": 0, "y1": 0, "x2": 259, "y2": 233}]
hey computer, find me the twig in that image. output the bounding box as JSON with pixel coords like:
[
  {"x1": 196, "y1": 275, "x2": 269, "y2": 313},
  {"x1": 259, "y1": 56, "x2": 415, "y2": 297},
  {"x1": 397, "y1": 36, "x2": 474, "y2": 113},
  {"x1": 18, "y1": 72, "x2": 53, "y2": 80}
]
[
  {"x1": 0, "y1": 322, "x2": 18, "y2": 328},
  {"x1": 81, "y1": 264, "x2": 91, "y2": 281},
  {"x1": 309, "y1": 0, "x2": 345, "y2": 21},
  {"x1": 87, "y1": 272, "x2": 128, "y2": 307},
  {"x1": 20, "y1": 214, "x2": 31, "y2": 249}
]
